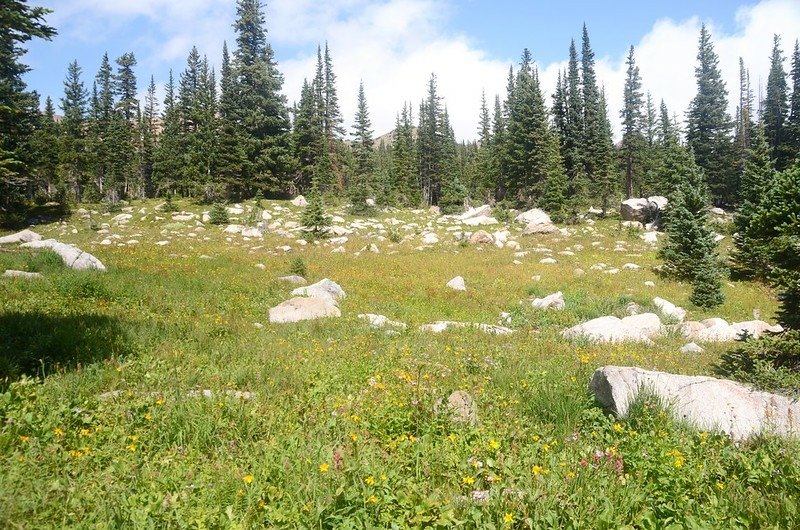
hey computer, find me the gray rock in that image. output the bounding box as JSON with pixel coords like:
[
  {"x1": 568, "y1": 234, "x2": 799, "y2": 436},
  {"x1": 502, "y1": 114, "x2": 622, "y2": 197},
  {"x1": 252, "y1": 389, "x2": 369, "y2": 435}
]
[
  {"x1": 241, "y1": 227, "x2": 263, "y2": 238},
  {"x1": 268, "y1": 296, "x2": 341, "y2": 323},
  {"x1": 20, "y1": 239, "x2": 106, "y2": 271},
  {"x1": 278, "y1": 275, "x2": 307, "y2": 285},
  {"x1": 462, "y1": 215, "x2": 498, "y2": 226},
  {"x1": 358, "y1": 313, "x2": 408, "y2": 330},
  {"x1": 514, "y1": 208, "x2": 551, "y2": 225},
  {"x1": 0, "y1": 229, "x2": 42, "y2": 245},
  {"x1": 590, "y1": 365, "x2": 800, "y2": 440},
  {"x1": 434, "y1": 390, "x2": 478, "y2": 425},
  {"x1": 680, "y1": 342, "x2": 704, "y2": 354},
  {"x1": 446, "y1": 276, "x2": 466, "y2": 291},
  {"x1": 291, "y1": 195, "x2": 308, "y2": 207},
  {"x1": 3, "y1": 270, "x2": 43, "y2": 279},
  {"x1": 291, "y1": 278, "x2": 346, "y2": 305},
  {"x1": 457, "y1": 204, "x2": 491, "y2": 221},
  {"x1": 653, "y1": 297, "x2": 687, "y2": 322},
  {"x1": 469, "y1": 230, "x2": 494, "y2": 245},
  {"x1": 678, "y1": 318, "x2": 783, "y2": 342},
  {"x1": 620, "y1": 198, "x2": 650, "y2": 222},
  {"x1": 532, "y1": 291, "x2": 565, "y2": 310},
  {"x1": 522, "y1": 222, "x2": 559, "y2": 235},
  {"x1": 419, "y1": 321, "x2": 514, "y2": 335}
]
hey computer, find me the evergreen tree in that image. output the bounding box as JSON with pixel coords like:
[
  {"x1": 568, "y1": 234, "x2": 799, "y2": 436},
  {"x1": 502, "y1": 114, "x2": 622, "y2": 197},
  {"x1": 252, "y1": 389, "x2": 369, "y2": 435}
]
[
  {"x1": 217, "y1": 41, "x2": 247, "y2": 198},
  {"x1": 734, "y1": 57, "x2": 754, "y2": 181},
  {"x1": 732, "y1": 126, "x2": 776, "y2": 279},
  {"x1": 0, "y1": 0, "x2": 55, "y2": 211},
  {"x1": 59, "y1": 60, "x2": 88, "y2": 201},
  {"x1": 690, "y1": 256, "x2": 724, "y2": 308},
  {"x1": 231, "y1": 0, "x2": 293, "y2": 195},
  {"x1": 563, "y1": 39, "x2": 585, "y2": 204},
  {"x1": 639, "y1": 93, "x2": 661, "y2": 196},
  {"x1": 300, "y1": 183, "x2": 330, "y2": 239},
  {"x1": 391, "y1": 103, "x2": 418, "y2": 205},
  {"x1": 293, "y1": 79, "x2": 324, "y2": 191},
  {"x1": 29, "y1": 96, "x2": 60, "y2": 196},
  {"x1": 620, "y1": 46, "x2": 645, "y2": 199},
  {"x1": 686, "y1": 24, "x2": 735, "y2": 206},
  {"x1": 595, "y1": 88, "x2": 618, "y2": 213},
  {"x1": 490, "y1": 95, "x2": 506, "y2": 201},
  {"x1": 581, "y1": 25, "x2": 612, "y2": 204},
  {"x1": 115, "y1": 52, "x2": 138, "y2": 121},
  {"x1": 763, "y1": 35, "x2": 790, "y2": 170},
  {"x1": 437, "y1": 107, "x2": 464, "y2": 213},
  {"x1": 153, "y1": 70, "x2": 183, "y2": 195},
  {"x1": 418, "y1": 74, "x2": 447, "y2": 206},
  {"x1": 474, "y1": 90, "x2": 494, "y2": 201},
  {"x1": 208, "y1": 202, "x2": 229, "y2": 225},
  {"x1": 788, "y1": 40, "x2": 800, "y2": 162},
  {"x1": 351, "y1": 81, "x2": 374, "y2": 180},
  {"x1": 658, "y1": 148, "x2": 721, "y2": 285},
  {"x1": 323, "y1": 42, "x2": 344, "y2": 142},
  {"x1": 139, "y1": 76, "x2": 157, "y2": 197}
]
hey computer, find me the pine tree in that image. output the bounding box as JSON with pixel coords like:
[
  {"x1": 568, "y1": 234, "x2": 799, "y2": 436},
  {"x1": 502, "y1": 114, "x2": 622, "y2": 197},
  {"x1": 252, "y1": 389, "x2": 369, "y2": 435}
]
[
  {"x1": 437, "y1": 107, "x2": 464, "y2": 214},
  {"x1": 639, "y1": 93, "x2": 661, "y2": 196},
  {"x1": 732, "y1": 126, "x2": 776, "y2": 279},
  {"x1": 563, "y1": 39, "x2": 585, "y2": 204},
  {"x1": 595, "y1": 89, "x2": 618, "y2": 213},
  {"x1": 217, "y1": 42, "x2": 248, "y2": 198},
  {"x1": 59, "y1": 60, "x2": 88, "y2": 201},
  {"x1": 115, "y1": 52, "x2": 138, "y2": 121},
  {"x1": 391, "y1": 103, "x2": 418, "y2": 205},
  {"x1": 490, "y1": 95, "x2": 506, "y2": 201},
  {"x1": 734, "y1": 57, "x2": 754, "y2": 182},
  {"x1": 474, "y1": 90, "x2": 494, "y2": 201},
  {"x1": 690, "y1": 256, "x2": 724, "y2": 308},
  {"x1": 323, "y1": 42, "x2": 344, "y2": 142},
  {"x1": 788, "y1": 40, "x2": 800, "y2": 162},
  {"x1": 153, "y1": 70, "x2": 183, "y2": 196},
  {"x1": 686, "y1": 24, "x2": 735, "y2": 206},
  {"x1": 750, "y1": 161, "x2": 800, "y2": 329},
  {"x1": 418, "y1": 74, "x2": 445, "y2": 206},
  {"x1": 231, "y1": 0, "x2": 293, "y2": 195},
  {"x1": 29, "y1": 96, "x2": 60, "y2": 197},
  {"x1": 658, "y1": 148, "x2": 721, "y2": 284},
  {"x1": 580, "y1": 25, "x2": 609, "y2": 203},
  {"x1": 293, "y1": 79, "x2": 324, "y2": 192},
  {"x1": 139, "y1": 76, "x2": 157, "y2": 197},
  {"x1": 351, "y1": 81, "x2": 374, "y2": 180},
  {"x1": 208, "y1": 202, "x2": 229, "y2": 225},
  {"x1": 764, "y1": 35, "x2": 790, "y2": 170},
  {"x1": 0, "y1": 0, "x2": 56, "y2": 212},
  {"x1": 620, "y1": 46, "x2": 645, "y2": 199},
  {"x1": 300, "y1": 183, "x2": 330, "y2": 239}
]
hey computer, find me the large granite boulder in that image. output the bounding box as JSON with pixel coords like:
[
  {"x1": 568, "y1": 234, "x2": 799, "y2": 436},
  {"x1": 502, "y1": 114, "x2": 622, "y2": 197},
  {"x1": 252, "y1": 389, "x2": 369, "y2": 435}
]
[
  {"x1": 514, "y1": 208, "x2": 551, "y2": 225},
  {"x1": 457, "y1": 205, "x2": 491, "y2": 221},
  {"x1": 20, "y1": 239, "x2": 106, "y2": 271},
  {"x1": 677, "y1": 318, "x2": 783, "y2": 342},
  {"x1": 563, "y1": 313, "x2": 662, "y2": 343},
  {"x1": 291, "y1": 278, "x2": 346, "y2": 306},
  {"x1": 268, "y1": 297, "x2": 341, "y2": 323},
  {"x1": 469, "y1": 230, "x2": 494, "y2": 245},
  {"x1": 653, "y1": 297, "x2": 687, "y2": 322},
  {"x1": 532, "y1": 291, "x2": 565, "y2": 310},
  {"x1": 590, "y1": 365, "x2": 800, "y2": 440}
]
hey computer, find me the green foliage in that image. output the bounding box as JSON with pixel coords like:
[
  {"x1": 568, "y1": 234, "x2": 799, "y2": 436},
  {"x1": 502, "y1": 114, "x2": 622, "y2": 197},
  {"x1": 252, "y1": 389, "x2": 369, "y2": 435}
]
[
  {"x1": 716, "y1": 331, "x2": 800, "y2": 395},
  {"x1": 690, "y1": 257, "x2": 724, "y2": 308},
  {"x1": 208, "y1": 203, "x2": 229, "y2": 225},
  {"x1": 438, "y1": 173, "x2": 467, "y2": 216},
  {"x1": 347, "y1": 173, "x2": 374, "y2": 216},
  {"x1": 288, "y1": 257, "x2": 307, "y2": 278}
]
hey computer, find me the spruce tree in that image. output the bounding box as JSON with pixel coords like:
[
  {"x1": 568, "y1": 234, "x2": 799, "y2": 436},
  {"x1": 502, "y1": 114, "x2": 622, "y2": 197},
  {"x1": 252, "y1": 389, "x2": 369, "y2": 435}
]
[
  {"x1": 59, "y1": 60, "x2": 88, "y2": 201},
  {"x1": 0, "y1": 0, "x2": 55, "y2": 211},
  {"x1": 217, "y1": 41, "x2": 248, "y2": 199},
  {"x1": 734, "y1": 58, "x2": 755, "y2": 181},
  {"x1": 639, "y1": 93, "x2": 661, "y2": 197},
  {"x1": 581, "y1": 25, "x2": 613, "y2": 205},
  {"x1": 490, "y1": 95, "x2": 506, "y2": 201},
  {"x1": 293, "y1": 79, "x2": 324, "y2": 191},
  {"x1": 474, "y1": 90, "x2": 494, "y2": 201},
  {"x1": 732, "y1": 126, "x2": 776, "y2": 279},
  {"x1": 621, "y1": 46, "x2": 645, "y2": 199},
  {"x1": 563, "y1": 39, "x2": 585, "y2": 204},
  {"x1": 351, "y1": 81, "x2": 374, "y2": 180},
  {"x1": 686, "y1": 24, "x2": 735, "y2": 206},
  {"x1": 390, "y1": 103, "x2": 418, "y2": 206},
  {"x1": 786, "y1": 41, "x2": 800, "y2": 163},
  {"x1": 764, "y1": 35, "x2": 790, "y2": 170},
  {"x1": 153, "y1": 70, "x2": 183, "y2": 196},
  {"x1": 418, "y1": 74, "x2": 445, "y2": 206},
  {"x1": 300, "y1": 182, "x2": 330, "y2": 239},
  {"x1": 139, "y1": 76, "x2": 158, "y2": 197},
  {"x1": 658, "y1": 148, "x2": 721, "y2": 285},
  {"x1": 690, "y1": 255, "x2": 724, "y2": 308}
]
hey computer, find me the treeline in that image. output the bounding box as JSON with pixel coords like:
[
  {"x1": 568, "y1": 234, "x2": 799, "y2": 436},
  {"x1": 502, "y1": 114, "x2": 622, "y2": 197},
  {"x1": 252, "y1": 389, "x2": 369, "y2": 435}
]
[{"x1": 4, "y1": 0, "x2": 800, "y2": 219}]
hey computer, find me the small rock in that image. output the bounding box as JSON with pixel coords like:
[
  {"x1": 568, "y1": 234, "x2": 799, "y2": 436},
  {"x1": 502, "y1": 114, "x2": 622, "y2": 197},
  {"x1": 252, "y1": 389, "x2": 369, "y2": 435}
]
[
  {"x1": 278, "y1": 275, "x2": 306, "y2": 285},
  {"x1": 3, "y1": 270, "x2": 43, "y2": 279},
  {"x1": 268, "y1": 297, "x2": 341, "y2": 323},
  {"x1": 447, "y1": 276, "x2": 467, "y2": 291},
  {"x1": 434, "y1": 390, "x2": 478, "y2": 425},
  {"x1": 532, "y1": 291, "x2": 565, "y2": 311},
  {"x1": 680, "y1": 342, "x2": 704, "y2": 354}
]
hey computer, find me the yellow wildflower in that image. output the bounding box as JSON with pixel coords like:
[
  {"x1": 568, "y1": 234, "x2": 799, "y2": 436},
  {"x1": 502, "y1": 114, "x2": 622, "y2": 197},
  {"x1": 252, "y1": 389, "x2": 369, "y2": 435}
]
[
  {"x1": 462, "y1": 476, "x2": 475, "y2": 485},
  {"x1": 19, "y1": 435, "x2": 30, "y2": 443},
  {"x1": 54, "y1": 427, "x2": 65, "y2": 437},
  {"x1": 243, "y1": 474, "x2": 254, "y2": 484},
  {"x1": 531, "y1": 465, "x2": 550, "y2": 476},
  {"x1": 367, "y1": 495, "x2": 378, "y2": 504},
  {"x1": 489, "y1": 439, "x2": 500, "y2": 451},
  {"x1": 365, "y1": 475, "x2": 376, "y2": 486},
  {"x1": 503, "y1": 512, "x2": 514, "y2": 524},
  {"x1": 613, "y1": 423, "x2": 623, "y2": 433},
  {"x1": 319, "y1": 463, "x2": 330, "y2": 473}
]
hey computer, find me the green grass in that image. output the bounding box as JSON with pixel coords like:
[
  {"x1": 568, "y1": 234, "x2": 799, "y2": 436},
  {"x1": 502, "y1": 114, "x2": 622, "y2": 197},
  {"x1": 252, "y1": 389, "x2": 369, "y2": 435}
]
[{"x1": 0, "y1": 199, "x2": 796, "y2": 528}]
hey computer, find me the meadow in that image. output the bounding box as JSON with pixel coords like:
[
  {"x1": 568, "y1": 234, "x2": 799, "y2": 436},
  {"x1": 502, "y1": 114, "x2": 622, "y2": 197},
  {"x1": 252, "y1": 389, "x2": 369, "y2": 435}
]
[{"x1": 0, "y1": 198, "x2": 797, "y2": 529}]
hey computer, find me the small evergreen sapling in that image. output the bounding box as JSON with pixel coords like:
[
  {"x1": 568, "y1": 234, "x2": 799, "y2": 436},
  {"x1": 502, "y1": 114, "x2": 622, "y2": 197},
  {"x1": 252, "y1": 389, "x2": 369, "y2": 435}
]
[
  {"x1": 690, "y1": 256, "x2": 725, "y2": 308},
  {"x1": 301, "y1": 184, "x2": 330, "y2": 239},
  {"x1": 288, "y1": 257, "x2": 307, "y2": 278},
  {"x1": 209, "y1": 203, "x2": 229, "y2": 225}
]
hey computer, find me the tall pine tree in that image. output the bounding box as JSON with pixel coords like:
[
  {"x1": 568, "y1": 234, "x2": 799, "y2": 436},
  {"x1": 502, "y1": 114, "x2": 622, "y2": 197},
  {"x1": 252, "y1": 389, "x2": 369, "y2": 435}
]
[{"x1": 763, "y1": 35, "x2": 790, "y2": 170}]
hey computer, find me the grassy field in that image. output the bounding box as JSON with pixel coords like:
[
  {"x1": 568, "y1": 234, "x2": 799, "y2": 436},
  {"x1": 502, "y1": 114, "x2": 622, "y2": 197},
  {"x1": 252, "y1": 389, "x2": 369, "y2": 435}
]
[{"x1": 0, "y1": 199, "x2": 797, "y2": 529}]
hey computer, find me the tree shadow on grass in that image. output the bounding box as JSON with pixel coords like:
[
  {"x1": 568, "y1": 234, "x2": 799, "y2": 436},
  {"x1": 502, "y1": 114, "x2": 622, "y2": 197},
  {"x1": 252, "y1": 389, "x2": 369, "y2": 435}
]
[{"x1": 0, "y1": 311, "x2": 133, "y2": 387}]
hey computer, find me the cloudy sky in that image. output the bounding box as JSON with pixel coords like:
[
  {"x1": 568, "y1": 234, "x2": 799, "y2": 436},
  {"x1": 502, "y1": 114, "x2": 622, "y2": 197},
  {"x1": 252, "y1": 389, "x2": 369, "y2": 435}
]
[{"x1": 21, "y1": 0, "x2": 800, "y2": 141}]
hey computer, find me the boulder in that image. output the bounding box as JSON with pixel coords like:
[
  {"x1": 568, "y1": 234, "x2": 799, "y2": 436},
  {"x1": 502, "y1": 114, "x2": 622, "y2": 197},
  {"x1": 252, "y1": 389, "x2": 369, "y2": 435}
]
[
  {"x1": 563, "y1": 313, "x2": 662, "y2": 343},
  {"x1": 532, "y1": 291, "x2": 565, "y2": 310},
  {"x1": 620, "y1": 198, "x2": 650, "y2": 222},
  {"x1": 446, "y1": 276, "x2": 466, "y2": 291},
  {"x1": 20, "y1": 239, "x2": 106, "y2": 271},
  {"x1": 457, "y1": 205, "x2": 491, "y2": 221},
  {"x1": 469, "y1": 230, "x2": 494, "y2": 245},
  {"x1": 171, "y1": 212, "x2": 195, "y2": 221},
  {"x1": 680, "y1": 342, "x2": 704, "y2": 354},
  {"x1": 3, "y1": 270, "x2": 43, "y2": 279},
  {"x1": 419, "y1": 321, "x2": 514, "y2": 335},
  {"x1": 111, "y1": 213, "x2": 133, "y2": 224},
  {"x1": 678, "y1": 318, "x2": 783, "y2": 342},
  {"x1": 421, "y1": 233, "x2": 439, "y2": 245},
  {"x1": 226, "y1": 206, "x2": 244, "y2": 215},
  {"x1": 223, "y1": 224, "x2": 244, "y2": 234},
  {"x1": 515, "y1": 208, "x2": 551, "y2": 225},
  {"x1": 0, "y1": 229, "x2": 42, "y2": 245},
  {"x1": 653, "y1": 297, "x2": 687, "y2": 322},
  {"x1": 522, "y1": 222, "x2": 559, "y2": 235},
  {"x1": 434, "y1": 390, "x2": 478, "y2": 425},
  {"x1": 291, "y1": 195, "x2": 308, "y2": 207},
  {"x1": 291, "y1": 278, "x2": 346, "y2": 305},
  {"x1": 241, "y1": 227, "x2": 263, "y2": 238},
  {"x1": 358, "y1": 313, "x2": 408, "y2": 330},
  {"x1": 462, "y1": 215, "x2": 499, "y2": 226},
  {"x1": 268, "y1": 297, "x2": 341, "y2": 323},
  {"x1": 590, "y1": 365, "x2": 800, "y2": 440}
]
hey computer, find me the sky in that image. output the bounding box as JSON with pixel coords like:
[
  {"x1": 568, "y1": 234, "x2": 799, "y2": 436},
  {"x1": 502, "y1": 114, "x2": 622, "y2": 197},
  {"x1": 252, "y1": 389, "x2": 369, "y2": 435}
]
[{"x1": 20, "y1": 0, "x2": 800, "y2": 141}]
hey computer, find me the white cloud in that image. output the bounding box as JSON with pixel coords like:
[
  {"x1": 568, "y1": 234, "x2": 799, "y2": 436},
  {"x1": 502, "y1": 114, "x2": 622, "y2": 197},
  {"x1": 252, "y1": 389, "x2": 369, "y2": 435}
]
[{"x1": 43, "y1": 0, "x2": 800, "y2": 141}]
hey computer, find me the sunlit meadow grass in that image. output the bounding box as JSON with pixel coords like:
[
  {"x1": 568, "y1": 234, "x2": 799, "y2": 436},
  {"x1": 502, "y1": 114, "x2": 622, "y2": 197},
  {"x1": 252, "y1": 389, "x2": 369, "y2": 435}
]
[{"x1": 0, "y1": 199, "x2": 796, "y2": 528}]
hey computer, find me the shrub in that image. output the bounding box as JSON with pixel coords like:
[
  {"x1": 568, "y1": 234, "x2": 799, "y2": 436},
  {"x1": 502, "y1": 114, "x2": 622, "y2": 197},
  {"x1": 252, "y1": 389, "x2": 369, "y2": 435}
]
[
  {"x1": 288, "y1": 257, "x2": 307, "y2": 278},
  {"x1": 301, "y1": 185, "x2": 330, "y2": 240}
]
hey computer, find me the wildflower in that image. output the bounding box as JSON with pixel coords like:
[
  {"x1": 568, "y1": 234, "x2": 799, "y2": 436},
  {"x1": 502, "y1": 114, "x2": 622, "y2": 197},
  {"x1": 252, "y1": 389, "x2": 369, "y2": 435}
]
[
  {"x1": 156, "y1": 398, "x2": 165, "y2": 406},
  {"x1": 531, "y1": 465, "x2": 549, "y2": 476},
  {"x1": 542, "y1": 443, "x2": 551, "y2": 453},
  {"x1": 54, "y1": 427, "x2": 65, "y2": 437},
  {"x1": 613, "y1": 423, "x2": 623, "y2": 433},
  {"x1": 127, "y1": 444, "x2": 137, "y2": 452},
  {"x1": 367, "y1": 495, "x2": 378, "y2": 504},
  {"x1": 462, "y1": 476, "x2": 475, "y2": 485},
  {"x1": 489, "y1": 439, "x2": 500, "y2": 451},
  {"x1": 380, "y1": 474, "x2": 387, "y2": 482},
  {"x1": 447, "y1": 433, "x2": 458, "y2": 443},
  {"x1": 567, "y1": 471, "x2": 576, "y2": 479},
  {"x1": 504, "y1": 512, "x2": 514, "y2": 524},
  {"x1": 349, "y1": 432, "x2": 358, "y2": 442},
  {"x1": 257, "y1": 499, "x2": 266, "y2": 510},
  {"x1": 69, "y1": 449, "x2": 83, "y2": 458},
  {"x1": 80, "y1": 428, "x2": 92, "y2": 437},
  {"x1": 319, "y1": 463, "x2": 330, "y2": 474},
  {"x1": 243, "y1": 475, "x2": 254, "y2": 484},
  {"x1": 532, "y1": 435, "x2": 540, "y2": 442},
  {"x1": 19, "y1": 435, "x2": 30, "y2": 443},
  {"x1": 716, "y1": 482, "x2": 725, "y2": 490},
  {"x1": 144, "y1": 413, "x2": 153, "y2": 422},
  {"x1": 365, "y1": 475, "x2": 376, "y2": 486}
]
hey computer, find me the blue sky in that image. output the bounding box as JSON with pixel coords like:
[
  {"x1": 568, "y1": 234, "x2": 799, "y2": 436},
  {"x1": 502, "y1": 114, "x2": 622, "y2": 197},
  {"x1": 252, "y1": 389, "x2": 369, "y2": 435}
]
[{"x1": 21, "y1": 0, "x2": 800, "y2": 139}]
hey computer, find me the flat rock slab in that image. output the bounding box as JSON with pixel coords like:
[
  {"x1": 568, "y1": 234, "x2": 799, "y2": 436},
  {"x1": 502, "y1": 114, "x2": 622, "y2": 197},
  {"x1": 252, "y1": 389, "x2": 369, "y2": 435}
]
[
  {"x1": 0, "y1": 229, "x2": 42, "y2": 245},
  {"x1": 419, "y1": 321, "x2": 514, "y2": 335},
  {"x1": 590, "y1": 365, "x2": 800, "y2": 440},
  {"x1": 3, "y1": 270, "x2": 43, "y2": 279},
  {"x1": 358, "y1": 313, "x2": 408, "y2": 330},
  {"x1": 532, "y1": 291, "x2": 565, "y2": 310},
  {"x1": 277, "y1": 275, "x2": 307, "y2": 285},
  {"x1": 20, "y1": 239, "x2": 106, "y2": 271},
  {"x1": 563, "y1": 313, "x2": 662, "y2": 343},
  {"x1": 269, "y1": 297, "x2": 341, "y2": 323},
  {"x1": 678, "y1": 318, "x2": 783, "y2": 342}
]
